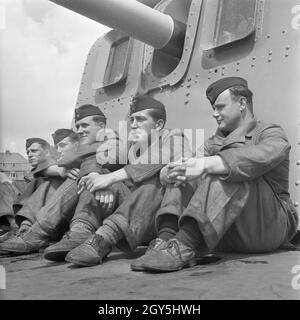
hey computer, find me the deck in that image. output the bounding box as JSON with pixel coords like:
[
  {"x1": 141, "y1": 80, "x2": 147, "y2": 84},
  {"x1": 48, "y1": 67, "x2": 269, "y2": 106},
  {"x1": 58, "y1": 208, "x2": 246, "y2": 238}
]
[{"x1": 1, "y1": 247, "x2": 299, "y2": 300}]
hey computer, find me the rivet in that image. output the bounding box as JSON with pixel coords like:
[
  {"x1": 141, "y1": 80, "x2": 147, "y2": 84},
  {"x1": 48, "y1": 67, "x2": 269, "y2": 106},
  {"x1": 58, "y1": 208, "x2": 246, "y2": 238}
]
[
  {"x1": 187, "y1": 84, "x2": 191, "y2": 89},
  {"x1": 208, "y1": 76, "x2": 211, "y2": 80},
  {"x1": 296, "y1": 181, "x2": 300, "y2": 186},
  {"x1": 188, "y1": 78, "x2": 192, "y2": 82},
  {"x1": 285, "y1": 53, "x2": 289, "y2": 57},
  {"x1": 286, "y1": 46, "x2": 290, "y2": 50},
  {"x1": 236, "y1": 68, "x2": 240, "y2": 72},
  {"x1": 237, "y1": 61, "x2": 240, "y2": 65},
  {"x1": 282, "y1": 30, "x2": 286, "y2": 34},
  {"x1": 252, "y1": 56, "x2": 256, "y2": 60},
  {"x1": 294, "y1": 202, "x2": 299, "y2": 207},
  {"x1": 268, "y1": 58, "x2": 272, "y2": 62},
  {"x1": 186, "y1": 92, "x2": 190, "y2": 97},
  {"x1": 194, "y1": 80, "x2": 198, "y2": 83},
  {"x1": 268, "y1": 51, "x2": 272, "y2": 55},
  {"x1": 184, "y1": 101, "x2": 189, "y2": 105},
  {"x1": 267, "y1": 34, "x2": 271, "y2": 38},
  {"x1": 251, "y1": 64, "x2": 255, "y2": 67},
  {"x1": 297, "y1": 161, "x2": 300, "y2": 165}
]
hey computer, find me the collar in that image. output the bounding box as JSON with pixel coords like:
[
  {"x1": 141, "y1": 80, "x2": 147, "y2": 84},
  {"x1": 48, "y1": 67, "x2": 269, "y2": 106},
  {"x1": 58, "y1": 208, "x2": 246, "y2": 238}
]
[{"x1": 213, "y1": 117, "x2": 258, "y2": 148}]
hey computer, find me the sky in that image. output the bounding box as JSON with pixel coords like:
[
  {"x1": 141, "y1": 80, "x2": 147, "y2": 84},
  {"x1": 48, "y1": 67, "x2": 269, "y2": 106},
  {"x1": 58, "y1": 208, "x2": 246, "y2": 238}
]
[{"x1": 0, "y1": 0, "x2": 110, "y2": 156}]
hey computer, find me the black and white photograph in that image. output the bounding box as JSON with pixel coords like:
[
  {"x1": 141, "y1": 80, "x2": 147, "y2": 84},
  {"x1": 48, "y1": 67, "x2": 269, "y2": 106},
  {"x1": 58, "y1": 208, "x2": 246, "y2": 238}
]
[{"x1": 0, "y1": 0, "x2": 300, "y2": 303}]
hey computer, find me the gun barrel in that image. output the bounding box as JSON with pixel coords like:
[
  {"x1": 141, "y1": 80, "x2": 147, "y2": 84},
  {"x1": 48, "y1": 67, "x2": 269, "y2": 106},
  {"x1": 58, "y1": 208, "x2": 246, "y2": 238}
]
[{"x1": 49, "y1": 0, "x2": 185, "y2": 57}]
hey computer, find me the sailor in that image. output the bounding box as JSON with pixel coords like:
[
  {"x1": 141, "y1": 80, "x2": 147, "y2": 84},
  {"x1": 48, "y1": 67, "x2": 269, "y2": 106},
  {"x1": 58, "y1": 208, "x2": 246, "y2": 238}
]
[{"x1": 132, "y1": 77, "x2": 299, "y2": 272}]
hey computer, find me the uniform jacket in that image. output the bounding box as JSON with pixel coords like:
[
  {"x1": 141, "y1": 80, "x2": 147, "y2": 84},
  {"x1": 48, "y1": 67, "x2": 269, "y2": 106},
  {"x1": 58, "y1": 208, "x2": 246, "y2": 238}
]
[
  {"x1": 204, "y1": 118, "x2": 297, "y2": 223},
  {"x1": 13, "y1": 157, "x2": 57, "y2": 212},
  {"x1": 57, "y1": 129, "x2": 124, "y2": 179},
  {"x1": 124, "y1": 128, "x2": 192, "y2": 184}
]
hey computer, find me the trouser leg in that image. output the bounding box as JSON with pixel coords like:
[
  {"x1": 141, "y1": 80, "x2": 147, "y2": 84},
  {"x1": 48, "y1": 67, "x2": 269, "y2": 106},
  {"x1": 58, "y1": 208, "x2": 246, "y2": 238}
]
[
  {"x1": 179, "y1": 175, "x2": 250, "y2": 252},
  {"x1": 32, "y1": 179, "x2": 79, "y2": 239},
  {"x1": 0, "y1": 183, "x2": 15, "y2": 217},
  {"x1": 155, "y1": 182, "x2": 196, "y2": 231},
  {"x1": 15, "y1": 177, "x2": 64, "y2": 226},
  {"x1": 179, "y1": 175, "x2": 295, "y2": 253},
  {"x1": 216, "y1": 177, "x2": 295, "y2": 253},
  {"x1": 102, "y1": 178, "x2": 165, "y2": 252},
  {"x1": 0, "y1": 182, "x2": 16, "y2": 225}
]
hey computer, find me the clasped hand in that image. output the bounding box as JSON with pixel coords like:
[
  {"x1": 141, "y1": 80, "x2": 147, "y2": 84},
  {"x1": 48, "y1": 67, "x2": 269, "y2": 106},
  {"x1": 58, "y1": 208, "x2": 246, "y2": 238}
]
[
  {"x1": 161, "y1": 157, "x2": 207, "y2": 186},
  {"x1": 77, "y1": 172, "x2": 114, "y2": 210}
]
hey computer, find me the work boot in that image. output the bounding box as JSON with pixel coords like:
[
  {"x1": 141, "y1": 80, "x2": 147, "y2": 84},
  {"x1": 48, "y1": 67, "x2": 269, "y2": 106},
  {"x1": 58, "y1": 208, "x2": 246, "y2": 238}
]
[
  {"x1": 65, "y1": 234, "x2": 112, "y2": 267},
  {"x1": 43, "y1": 230, "x2": 91, "y2": 262},
  {"x1": 130, "y1": 238, "x2": 167, "y2": 271},
  {"x1": 0, "y1": 219, "x2": 33, "y2": 244},
  {"x1": 141, "y1": 238, "x2": 197, "y2": 272},
  {"x1": 0, "y1": 224, "x2": 13, "y2": 243},
  {"x1": 0, "y1": 228, "x2": 49, "y2": 254}
]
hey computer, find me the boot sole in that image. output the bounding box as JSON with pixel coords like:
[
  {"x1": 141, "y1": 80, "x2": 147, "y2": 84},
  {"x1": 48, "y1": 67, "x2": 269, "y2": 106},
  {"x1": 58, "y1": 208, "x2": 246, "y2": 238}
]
[
  {"x1": 0, "y1": 242, "x2": 49, "y2": 254},
  {"x1": 65, "y1": 255, "x2": 100, "y2": 267},
  {"x1": 142, "y1": 258, "x2": 197, "y2": 273},
  {"x1": 0, "y1": 247, "x2": 40, "y2": 254},
  {"x1": 44, "y1": 250, "x2": 69, "y2": 262},
  {"x1": 0, "y1": 231, "x2": 13, "y2": 243},
  {"x1": 130, "y1": 263, "x2": 148, "y2": 272}
]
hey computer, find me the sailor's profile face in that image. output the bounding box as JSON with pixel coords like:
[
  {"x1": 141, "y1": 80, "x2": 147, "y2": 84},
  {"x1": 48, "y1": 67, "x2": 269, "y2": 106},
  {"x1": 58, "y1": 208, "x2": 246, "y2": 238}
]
[
  {"x1": 128, "y1": 110, "x2": 157, "y2": 144},
  {"x1": 212, "y1": 89, "x2": 243, "y2": 134},
  {"x1": 56, "y1": 136, "x2": 79, "y2": 161},
  {"x1": 75, "y1": 116, "x2": 103, "y2": 145},
  {"x1": 26, "y1": 142, "x2": 49, "y2": 168}
]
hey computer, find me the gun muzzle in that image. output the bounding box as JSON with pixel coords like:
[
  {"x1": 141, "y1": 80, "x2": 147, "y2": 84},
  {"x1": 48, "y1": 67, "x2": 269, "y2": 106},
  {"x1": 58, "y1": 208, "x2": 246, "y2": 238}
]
[{"x1": 49, "y1": 0, "x2": 185, "y2": 58}]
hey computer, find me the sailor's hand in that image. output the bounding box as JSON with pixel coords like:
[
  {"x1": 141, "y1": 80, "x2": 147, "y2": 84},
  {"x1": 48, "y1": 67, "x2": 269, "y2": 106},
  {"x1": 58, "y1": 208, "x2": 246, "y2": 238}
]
[
  {"x1": 95, "y1": 189, "x2": 114, "y2": 211},
  {"x1": 78, "y1": 172, "x2": 113, "y2": 194},
  {"x1": 66, "y1": 168, "x2": 80, "y2": 180},
  {"x1": 167, "y1": 157, "x2": 207, "y2": 186},
  {"x1": 160, "y1": 165, "x2": 179, "y2": 185}
]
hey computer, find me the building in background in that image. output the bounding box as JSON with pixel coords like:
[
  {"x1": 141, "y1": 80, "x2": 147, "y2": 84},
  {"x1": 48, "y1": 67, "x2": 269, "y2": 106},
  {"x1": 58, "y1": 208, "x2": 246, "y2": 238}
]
[{"x1": 0, "y1": 150, "x2": 31, "y2": 181}]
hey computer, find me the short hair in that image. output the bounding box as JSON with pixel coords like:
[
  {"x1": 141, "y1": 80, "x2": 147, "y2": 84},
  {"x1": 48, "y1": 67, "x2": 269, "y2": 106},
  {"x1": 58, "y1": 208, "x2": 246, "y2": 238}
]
[
  {"x1": 229, "y1": 86, "x2": 253, "y2": 112},
  {"x1": 146, "y1": 108, "x2": 166, "y2": 125},
  {"x1": 36, "y1": 140, "x2": 50, "y2": 150},
  {"x1": 26, "y1": 138, "x2": 50, "y2": 151},
  {"x1": 52, "y1": 129, "x2": 79, "y2": 145},
  {"x1": 92, "y1": 115, "x2": 106, "y2": 126}
]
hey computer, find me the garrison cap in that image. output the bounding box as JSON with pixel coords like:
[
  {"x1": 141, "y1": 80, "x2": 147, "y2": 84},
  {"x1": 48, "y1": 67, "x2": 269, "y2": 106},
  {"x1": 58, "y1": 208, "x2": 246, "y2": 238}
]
[
  {"x1": 74, "y1": 104, "x2": 106, "y2": 122},
  {"x1": 130, "y1": 95, "x2": 166, "y2": 115},
  {"x1": 26, "y1": 138, "x2": 50, "y2": 150},
  {"x1": 206, "y1": 77, "x2": 248, "y2": 105},
  {"x1": 52, "y1": 129, "x2": 78, "y2": 145}
]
